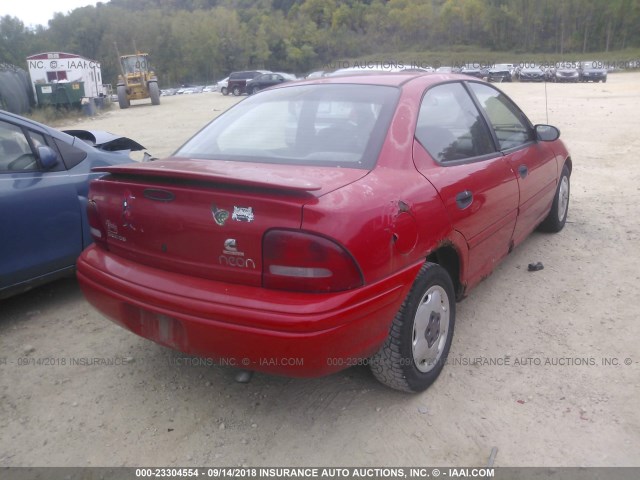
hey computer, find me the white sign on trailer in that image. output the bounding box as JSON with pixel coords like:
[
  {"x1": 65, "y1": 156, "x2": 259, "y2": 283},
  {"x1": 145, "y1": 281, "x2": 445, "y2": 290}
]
[{"x1": 26, "y1": 51, "x2": 105, "y2": 104}]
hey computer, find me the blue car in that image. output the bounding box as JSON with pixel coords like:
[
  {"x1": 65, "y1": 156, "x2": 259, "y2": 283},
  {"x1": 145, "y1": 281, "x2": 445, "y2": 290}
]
[{"x1": 0, "y1": 110, "x2": 144, "y2": 299}]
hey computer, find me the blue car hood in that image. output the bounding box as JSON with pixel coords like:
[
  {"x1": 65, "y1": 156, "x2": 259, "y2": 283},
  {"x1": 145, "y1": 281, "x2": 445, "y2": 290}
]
[{"x1": 63, "y1": 129, "x2": 145, "y2": 153}]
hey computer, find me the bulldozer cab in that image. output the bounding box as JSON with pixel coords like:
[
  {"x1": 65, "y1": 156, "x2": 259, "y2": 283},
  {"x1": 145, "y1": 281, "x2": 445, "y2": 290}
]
[{"x1": 121, "y1": 54, "x2": 150, "y2": 75}]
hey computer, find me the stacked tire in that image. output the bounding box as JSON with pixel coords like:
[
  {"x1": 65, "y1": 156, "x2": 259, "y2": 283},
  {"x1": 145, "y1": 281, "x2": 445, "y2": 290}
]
[{"x1": 0, "y1": 63, "x2": 33, "y2": 114}]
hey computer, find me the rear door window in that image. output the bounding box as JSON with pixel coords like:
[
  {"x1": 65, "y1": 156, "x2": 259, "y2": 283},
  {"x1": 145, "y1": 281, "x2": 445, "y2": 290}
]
[{"x1": 415, "y1": 82, "x2": 496, "y2": 163}]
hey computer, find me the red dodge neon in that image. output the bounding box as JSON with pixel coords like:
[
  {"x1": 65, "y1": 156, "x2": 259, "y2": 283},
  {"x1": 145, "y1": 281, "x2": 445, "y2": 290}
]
[{"x1": 77, "y1": 73, "x2": 571, "y2": 392}]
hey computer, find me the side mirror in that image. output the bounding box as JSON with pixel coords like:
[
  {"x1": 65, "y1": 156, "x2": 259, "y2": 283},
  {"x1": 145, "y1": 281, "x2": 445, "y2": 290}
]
[
  {"x1": 534, "y1": 124, "x2": 560, "y2": 142},
  {"x1": 38, "y1": 146, "x2": 59, "y2": 170}
]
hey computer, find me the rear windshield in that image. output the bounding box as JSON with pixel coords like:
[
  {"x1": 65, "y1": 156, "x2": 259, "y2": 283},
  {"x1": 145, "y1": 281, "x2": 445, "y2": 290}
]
[{"x1": 175, "y1": 84, "x2": 400, "y2": 169}]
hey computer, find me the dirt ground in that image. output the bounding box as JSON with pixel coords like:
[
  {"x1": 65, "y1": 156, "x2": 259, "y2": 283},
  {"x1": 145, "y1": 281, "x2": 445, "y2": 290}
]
[{"x1": 1, "y1": 73, "x2": 639, "y2": 468}]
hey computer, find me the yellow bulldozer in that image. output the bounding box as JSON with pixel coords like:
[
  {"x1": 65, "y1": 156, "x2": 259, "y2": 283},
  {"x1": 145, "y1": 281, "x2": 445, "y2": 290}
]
[{"x1": 116, "y1": 50, "x2": 160, "y2": 109}]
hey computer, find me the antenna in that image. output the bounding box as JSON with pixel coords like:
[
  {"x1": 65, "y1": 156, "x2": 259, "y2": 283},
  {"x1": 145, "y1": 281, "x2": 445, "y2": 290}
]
[{"x1": 544, "y1": 76, "x2": 549, "y2": 124}]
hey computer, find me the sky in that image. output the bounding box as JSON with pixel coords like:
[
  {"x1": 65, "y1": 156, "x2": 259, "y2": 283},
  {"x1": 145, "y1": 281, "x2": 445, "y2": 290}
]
[{"x1": 3, "y1": 0, "x2": 102, "y2": 28}]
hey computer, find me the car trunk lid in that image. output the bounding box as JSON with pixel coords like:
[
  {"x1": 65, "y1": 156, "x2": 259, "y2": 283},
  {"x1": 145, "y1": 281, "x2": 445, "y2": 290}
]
[{"x1": 90, "y1": 159, "x2": 367, "y2": 287}]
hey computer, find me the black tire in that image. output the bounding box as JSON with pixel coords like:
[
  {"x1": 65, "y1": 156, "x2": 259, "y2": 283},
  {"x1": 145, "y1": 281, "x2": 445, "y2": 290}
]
[
  {"x1": 232, "y1": 86, "x2": 241, "y2": 96},
  {"x1": 0, "y1": 72, "x2": 29, "y2": 115},
  {"x1": 370, "y1": 263, "x2": 456, "y2": 393},
  {"x1": 603, "y1": 78, "x2": 607, "y2": 83},
  {"x1": 221, "y1": 87, "x2": 228, "y2": 96},
  {"x1": 251, "y1": 86, "x2": 259, "y2": 95},
  {"x1": 117, "y1": 85, "x2": 130, "y2": 109},
  {"x1": 149, "y1": 82, "x2": 160, "y2": 105},
  {"x1": 0, "y1": 77, "x2": 24, "y2": 114},
  {"x1": 539, "y1": 164, "x2": 570, "y2": 233}
]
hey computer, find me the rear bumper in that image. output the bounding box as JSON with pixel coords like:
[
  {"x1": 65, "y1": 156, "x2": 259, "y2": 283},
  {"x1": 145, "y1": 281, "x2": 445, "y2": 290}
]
[
  {"x1": 519, "y1": 76, "x2": 545, "y2": 82},
  {"x1": 555, "y1": 76, "x2": 579, "y2": 82},
  {"x1": 580, "y1": 74, "x2": 606, "y2": 81},
  {"x1": 77, "y1": 245, "x2": 420, "y2": 377}
]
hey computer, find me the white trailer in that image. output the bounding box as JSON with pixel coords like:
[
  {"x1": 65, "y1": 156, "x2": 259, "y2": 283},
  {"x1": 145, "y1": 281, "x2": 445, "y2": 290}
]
[{"x1": 26, "y1": 52, "x2": 105, "y2": 105}]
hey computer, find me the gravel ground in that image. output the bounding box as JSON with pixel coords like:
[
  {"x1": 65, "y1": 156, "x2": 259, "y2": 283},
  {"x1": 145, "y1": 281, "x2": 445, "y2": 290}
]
[{"x1": 1, "y1": 73, "x2": 639, "y2": 467}]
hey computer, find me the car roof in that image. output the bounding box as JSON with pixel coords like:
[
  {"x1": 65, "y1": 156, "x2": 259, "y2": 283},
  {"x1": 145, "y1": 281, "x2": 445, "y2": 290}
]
[
  {"x1": 287, "y1": 71, "x2": 461, "y2": 88},
  {"x1": 230, "y1": 70, "x2": 270, "y2": 76}
]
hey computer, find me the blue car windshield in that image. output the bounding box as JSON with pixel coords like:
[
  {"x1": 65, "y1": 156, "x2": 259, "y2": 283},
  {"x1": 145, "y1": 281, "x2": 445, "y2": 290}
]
[{"x1": 174, "y1": 84, "x2": 400, "y2": 169}]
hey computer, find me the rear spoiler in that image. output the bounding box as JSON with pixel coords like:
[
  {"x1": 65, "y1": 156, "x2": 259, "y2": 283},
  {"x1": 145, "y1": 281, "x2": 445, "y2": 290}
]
[{"x1": 93, "y1": 159, "x2": 322, "y2": 192}]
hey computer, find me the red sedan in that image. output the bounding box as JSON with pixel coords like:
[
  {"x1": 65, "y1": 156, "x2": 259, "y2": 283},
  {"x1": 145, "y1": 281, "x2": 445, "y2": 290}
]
[{"x1": 77, "y1": 73, "x2": 571, "y2": 392}]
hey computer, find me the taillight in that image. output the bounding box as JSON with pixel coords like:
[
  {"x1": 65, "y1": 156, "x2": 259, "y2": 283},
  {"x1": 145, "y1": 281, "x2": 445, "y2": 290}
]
[
  {"x1": 87, "y1": 199, "x2": 108, "y2": 249},
  {"x1": 263, "y1": 229, "x2": 363, "y2": 293}
]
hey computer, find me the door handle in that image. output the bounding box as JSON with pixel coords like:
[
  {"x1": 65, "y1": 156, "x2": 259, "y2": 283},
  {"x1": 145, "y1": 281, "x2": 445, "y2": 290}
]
[
  {"x1": 455, "y1": 190, "x2": 473, "y2": 209},
  {"x1": 518, "y1": 164, "x2": 528, "y2": 178}
]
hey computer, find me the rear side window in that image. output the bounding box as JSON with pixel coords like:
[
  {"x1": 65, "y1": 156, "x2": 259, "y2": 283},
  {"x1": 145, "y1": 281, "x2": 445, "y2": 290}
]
[
  {"x1": 415, "y1": 82, "x2": 495, "y2": 163},
  {"x1": 467, "y1": 82, "x2": 533, "y2": 150},
  {"x1": 54, "y1": 137, "x2": 87, "y2": 169}
]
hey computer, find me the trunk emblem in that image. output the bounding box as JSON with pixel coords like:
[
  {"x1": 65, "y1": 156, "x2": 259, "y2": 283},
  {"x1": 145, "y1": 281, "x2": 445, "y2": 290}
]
[
  {"x1": 224, "y1": 238, "x2": 238, "y2": 253},
  {"x1": 220, "y1": 238, "x2": 256, "y2": 269},
  {"x1": 211, "y1": 204, "x2": 230, "y2": 226}
]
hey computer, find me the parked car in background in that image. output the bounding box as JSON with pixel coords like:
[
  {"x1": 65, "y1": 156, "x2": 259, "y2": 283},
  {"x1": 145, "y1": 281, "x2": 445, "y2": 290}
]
[
  {"x1": 579, "y1": 61, "x2": 607, "y2": 82},
  {"x1": 554, "y1": 64, "x2": 580, "y2": 82},
  {"x1": 0, "y1": 109, "x2": 144, "y2": 299},
  {"x1": 77, "y1": 73, "x2": 571, "y2": 393},
  {"x1": 217, "y1": 77, "x2": 229, "y2": 95},
  {"x1": 404, "y1": 67, "x2": 435, "y2": 73},
  {"x1": 518, "y1": 64, "x2": 546, "y2": 82},
  {"x1": 306, "y1": 71, "x2": 328, "y2": 79},
  {"x1": 246, "y1": 72, "x2": 297, "y2": 94},
  {"x1": 227, "y1": 70, "x2": 271, "y2": 96},
  {"x1": 435, "y1": 66, "x2": 454, "y2": 73},
  {"x1": 487, "y1": 64, "x2": 513, "y2": 82},
  {"x1": 203, "y1": 85, "x2": 217, "y2": 92},
  {"x1": 328, "y1": 66, "x2": 405, "y2": 76},
  {"x1": 460, "y1": 65, "x2": 488, "y2": 79}
]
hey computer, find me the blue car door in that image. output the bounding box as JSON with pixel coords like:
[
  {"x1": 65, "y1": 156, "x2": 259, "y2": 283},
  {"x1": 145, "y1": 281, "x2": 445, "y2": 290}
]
[{"x1": 0, "y1": 118, "x2": 82, "y2": 292}]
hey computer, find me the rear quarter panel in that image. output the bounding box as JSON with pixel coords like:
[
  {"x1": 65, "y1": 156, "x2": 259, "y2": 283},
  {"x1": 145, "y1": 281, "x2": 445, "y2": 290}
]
[{"x1": 302, "y1": 80, "x2": 457, "y2": 285}]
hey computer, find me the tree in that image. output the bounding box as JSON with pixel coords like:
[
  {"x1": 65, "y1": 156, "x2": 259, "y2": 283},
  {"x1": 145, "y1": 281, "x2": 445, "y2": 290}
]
[{"x1": 0, "y1": 16, "x2": 31, "y2": 66}]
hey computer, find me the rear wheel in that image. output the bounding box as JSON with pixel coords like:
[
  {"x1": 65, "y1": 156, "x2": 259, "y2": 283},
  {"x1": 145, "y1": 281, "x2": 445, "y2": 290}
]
[
  {"x1": 251, "y1": 86, "x2": 259, "y2": 95},
  {"x1": 232, "y1": 86, "x2": 241, "y2": 96},
  {"x1": 117, "y1": 85, "x2": 130, "y2": 109},
  {"x1": 370, "y1": 263, "x2": 456, "y2": 393},
  {"x1": 221, "y1": 87, "x2": 228, "y2": 96},
  {"x1": 149, "y1": 82, "x2": 160, "y2": 105},
  {"x1": 539, "y1": 164, "x2": 570, "y2": 232}
]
